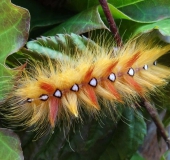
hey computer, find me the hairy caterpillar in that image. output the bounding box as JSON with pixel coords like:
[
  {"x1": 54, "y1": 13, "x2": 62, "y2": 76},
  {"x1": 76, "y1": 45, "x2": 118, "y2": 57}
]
[{"x1": 1, "y1": 34, "x2": 170, "y2": 137}]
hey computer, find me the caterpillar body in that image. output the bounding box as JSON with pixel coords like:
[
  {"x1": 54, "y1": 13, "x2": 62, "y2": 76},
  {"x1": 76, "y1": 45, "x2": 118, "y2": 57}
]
[{"x1": 1, "y1": 34, "x2": 170, "y2": 137}]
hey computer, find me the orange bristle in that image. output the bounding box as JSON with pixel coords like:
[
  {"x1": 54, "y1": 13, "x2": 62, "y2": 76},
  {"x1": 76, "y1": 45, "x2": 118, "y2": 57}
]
[
  {"x1": 125, "y1": 51, "x2": 141, "y2": 69},
  {"x1": 49, "y1": 97, "x2": 60, "y2": 128},
  {"x1": 124, "y1": 76, "x2": 143, "y2": 95},
  {"x1": 103, "y1": 81, "x2": 122, "y2": 101},
  {"x1": 82, "y1": 85, "x2": 100, "y2": 110},
  {"x1": 40, "y1": 82, "x2": 55, "y2": 93}
]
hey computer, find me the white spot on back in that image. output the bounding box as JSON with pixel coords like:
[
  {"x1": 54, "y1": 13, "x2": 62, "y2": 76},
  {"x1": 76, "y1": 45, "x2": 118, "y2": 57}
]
[
  {"x1": 153, "y1": 61, "x2": 157, "y2": 66},
  {"x1": 127, "y1": 68, "x2": 135, "y2": 76},
  {"x1": 54, "y1": 89, "x2": 62, "y2": 98},
  {"x1": 27, "y1": 98, "x2": 33, "y2": 103},
  {"x1": 40, "y1": 94, "x2": 49, "y2": 101},
  {"x1": 89, "y1": 78, "x2": 97, "y2": 87},
  {"x1": 108, "y1": 73, "x2": 116, "y2": 82},
  {"x1": 71, "y1": 84, "x2": 79, "y2": 92},
  {"x1": 143, "y1": 64, "x2": 148, "y2": 70}
]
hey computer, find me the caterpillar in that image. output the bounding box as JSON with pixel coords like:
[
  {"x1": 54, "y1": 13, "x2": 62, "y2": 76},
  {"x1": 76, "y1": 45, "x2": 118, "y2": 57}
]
[{"x1": 1, "y1": 33, "x2": 170, "y2": 137}]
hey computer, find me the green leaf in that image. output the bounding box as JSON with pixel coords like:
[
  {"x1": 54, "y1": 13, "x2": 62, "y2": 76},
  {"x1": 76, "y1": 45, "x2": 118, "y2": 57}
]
[
  {"x1": 118, "y1": 18, "x2": 170, "y2": 40},
  {"x1": 119, "y1": 0, "x2": 170, "y2": 22},
  {"x1": 11, "y1": 0, "x2": 73, "y2": 31},
  {"x1": 133, "y1": 19, "x2": 170, "y2": 36},
  {"x1": 160, "y1": 150, "x2": 170, "y2": 160},
  {"x1": 43, "y1": 6, "x2": 108, "y2": 36},
  {"x1": 66, "y1": 0, "x2": 170, "y2": 23},
  {"x1": 0, "y1": 0, "x2": 30, "y2": 98},
  {"x1": 130, "y1": 152, "x2": 145, "y2": 160},
  {"x1": 111, "y1": 0, "x2": 144, "y2": 8},
  {"x1": 45, "y1": 1, "x2": 170, "y2": 37},
  {"x1": 99, "y1": 4, "x2": 133, "y2": 20},
  {"x1": 99, "y1": 108, "x2": 146, "y2": 160},
  {"x1": 66, "y1": 0, "x2": 143, "y2": 12},
  {"x1": 20, "y1": 109, "x2": 122, "y2": 160},
  {"x1": 0, "y1": 0, "x2": 30, "y2": 63},
  {"x1": 162, "y1": 110, "x2": 170, "y2": 127},
  {"x1": 43, "y1": 3, "x2": 140, "y2": 36},
  {"x1": 0, "y1": 128, "x2": 23, "y2": 160},
  {"x1": 26, "y1": 33, "x2": 99, "y2": 60}
]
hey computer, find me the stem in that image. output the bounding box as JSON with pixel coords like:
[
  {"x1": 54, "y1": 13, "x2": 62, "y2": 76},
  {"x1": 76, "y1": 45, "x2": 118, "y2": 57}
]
[
  {"x1": 143, "y1": 100, "x2": 170, "y2": 148},
  {"x1": 99, "y1": 0, "x2": 122, "y2": 46}
]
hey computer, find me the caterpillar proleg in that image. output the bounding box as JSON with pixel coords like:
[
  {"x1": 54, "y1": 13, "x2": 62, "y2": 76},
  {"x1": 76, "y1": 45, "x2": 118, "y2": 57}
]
[{"x1": 1, "y1": 34, "x2": 170, "y2": 137}]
